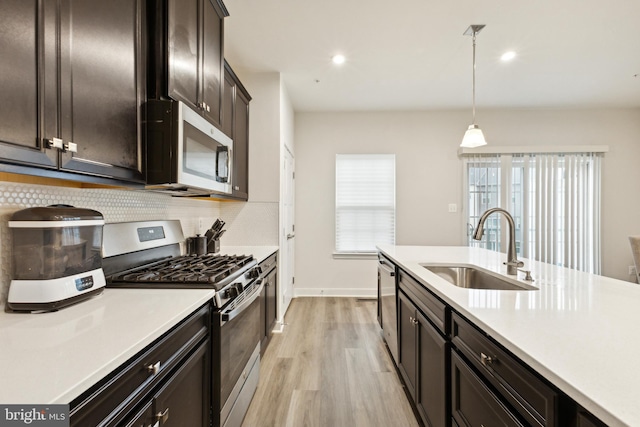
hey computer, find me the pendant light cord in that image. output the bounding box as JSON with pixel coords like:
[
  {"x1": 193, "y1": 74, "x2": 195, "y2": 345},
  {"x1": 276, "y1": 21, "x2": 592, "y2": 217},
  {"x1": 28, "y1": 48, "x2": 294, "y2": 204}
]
[{"x1": 472, "y1": 30, "x2": 477, "y2": 125}]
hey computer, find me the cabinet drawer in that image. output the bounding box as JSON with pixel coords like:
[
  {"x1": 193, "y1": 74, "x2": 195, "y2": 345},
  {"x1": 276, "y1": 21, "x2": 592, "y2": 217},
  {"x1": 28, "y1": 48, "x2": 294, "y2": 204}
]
[
  {"x1": 452, "y1": 350, "x2": 525, "y2": 427},
  {"x1": 70, "y1": 303, "x2": 210, "y2": 426},
  {"x1": 259, "y1": 252, "x2": 277, "y2": 275},
  {"x1": 398, "y1": 269, "x2": 448, "y2": 334},
  {"x1": 122, "y1": 401, "x2": 153, "y2": 427},
  {"x1": 451, "y1": 312, "x2": 557, "y2": 427}
]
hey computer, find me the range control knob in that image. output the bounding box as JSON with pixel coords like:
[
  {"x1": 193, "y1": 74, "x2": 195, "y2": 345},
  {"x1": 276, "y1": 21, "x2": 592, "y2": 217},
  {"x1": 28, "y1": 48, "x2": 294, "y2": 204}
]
[
  {"x1": 246, "y1": 267, "x2": 261, "y2": 280},
  {"x1": 226, "y1": 283, "x2": 243, "y2": 299},
  {"x1": 226, "y1": 287, "x2": 238, "y2": 299}
]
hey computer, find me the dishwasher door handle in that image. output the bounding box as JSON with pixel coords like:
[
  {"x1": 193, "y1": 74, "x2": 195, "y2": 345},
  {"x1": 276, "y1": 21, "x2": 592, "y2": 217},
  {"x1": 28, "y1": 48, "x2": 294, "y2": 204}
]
[{"x1": 378, "y1": 261, "x2": 395, "y2": 276}]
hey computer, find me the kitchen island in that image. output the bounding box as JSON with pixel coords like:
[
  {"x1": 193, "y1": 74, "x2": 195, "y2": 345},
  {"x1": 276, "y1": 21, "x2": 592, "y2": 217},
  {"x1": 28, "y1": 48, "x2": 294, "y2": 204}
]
[{"x1": 378, "y1": 244, "x2": 640, "y2": 427}]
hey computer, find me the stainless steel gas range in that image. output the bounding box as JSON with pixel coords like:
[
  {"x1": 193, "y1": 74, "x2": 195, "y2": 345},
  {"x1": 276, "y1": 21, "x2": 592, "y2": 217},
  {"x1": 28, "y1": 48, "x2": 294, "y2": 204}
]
[{"x1": 102, "y1": 220, "x2": 262, "y2": 427}]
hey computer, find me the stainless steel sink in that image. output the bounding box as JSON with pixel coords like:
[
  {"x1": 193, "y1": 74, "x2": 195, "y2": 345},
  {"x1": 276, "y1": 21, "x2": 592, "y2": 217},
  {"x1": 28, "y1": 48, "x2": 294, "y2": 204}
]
[{"x1": 421, "y1": 265, "x2": 537, "y2": 291}]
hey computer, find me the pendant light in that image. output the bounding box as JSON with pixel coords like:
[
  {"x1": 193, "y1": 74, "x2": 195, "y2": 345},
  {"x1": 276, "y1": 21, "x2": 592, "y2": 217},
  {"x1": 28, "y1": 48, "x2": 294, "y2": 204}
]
[{"x1": 460, "y1": 24, "x2": 487, "y2": 148}]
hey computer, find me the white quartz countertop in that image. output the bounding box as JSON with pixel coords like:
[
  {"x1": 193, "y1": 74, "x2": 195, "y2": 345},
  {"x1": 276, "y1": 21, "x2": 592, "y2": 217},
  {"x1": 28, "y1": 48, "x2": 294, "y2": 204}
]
[
  {"x1": 377, "y1": 245, "x2": 640, "y2": 427},
  {"x1": 0, "y1": 246, "x2": 278, "y2": 405}
]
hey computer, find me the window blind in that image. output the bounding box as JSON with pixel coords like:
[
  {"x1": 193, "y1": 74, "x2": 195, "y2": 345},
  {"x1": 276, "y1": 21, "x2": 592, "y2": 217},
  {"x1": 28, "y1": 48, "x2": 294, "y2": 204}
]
[
  {"x1": 335, "y1": 154, "x2": 396, "y2": 253},
  {"x1": 464, "y1": 152, "x2": 602, "y2": 274}
]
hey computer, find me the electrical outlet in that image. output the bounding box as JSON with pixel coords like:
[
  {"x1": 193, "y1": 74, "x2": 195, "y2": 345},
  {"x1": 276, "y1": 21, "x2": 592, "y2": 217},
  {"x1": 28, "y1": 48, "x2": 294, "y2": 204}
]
[
  {"x1": 629, "y1": 265, "x2": 637, "y2": 276},
  {"x1": 198, "y1": 217, "x2": 203, "y2": 232},
  {"x1": 448, "y1": 203, "x2": 458, "y2": 213}
]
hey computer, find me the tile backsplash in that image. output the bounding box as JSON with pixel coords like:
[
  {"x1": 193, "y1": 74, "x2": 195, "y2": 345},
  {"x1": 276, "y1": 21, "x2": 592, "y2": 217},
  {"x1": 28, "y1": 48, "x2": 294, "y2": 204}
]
[
  {"x1": 0, "y1": 182, "x2": 222, "y2": 308},
  {"x1": 220, "y1": 201, "x2": 279, "y2": 246}
]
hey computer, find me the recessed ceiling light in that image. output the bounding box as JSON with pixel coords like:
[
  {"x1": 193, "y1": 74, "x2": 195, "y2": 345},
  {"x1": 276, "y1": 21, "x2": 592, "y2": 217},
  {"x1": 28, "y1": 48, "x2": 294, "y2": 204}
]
[
  {"x1": 501, "y1": 51, "x2": 516, "y2": 62},
  {"x1": 332, "y1": 54, "x2": 346, "y2": 65}
]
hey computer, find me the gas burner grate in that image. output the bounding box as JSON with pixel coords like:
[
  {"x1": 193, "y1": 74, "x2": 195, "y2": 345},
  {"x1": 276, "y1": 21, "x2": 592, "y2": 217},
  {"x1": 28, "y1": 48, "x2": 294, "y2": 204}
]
[{"x1": 109, "y1": 254, "x2": 254, "y2": 286}]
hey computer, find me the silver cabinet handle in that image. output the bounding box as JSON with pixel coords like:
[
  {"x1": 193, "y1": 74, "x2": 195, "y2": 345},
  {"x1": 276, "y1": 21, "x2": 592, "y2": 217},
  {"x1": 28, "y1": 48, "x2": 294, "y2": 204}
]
[
  {"x1": 146, "y1": 361, "x2": 161, "y2": 375},
  {"x1": 480, "y1": 352, "x2": 494, "y2": 366},
  {"x1": 47, "y1": 137, "x2": 63, "y2": 150},
  {"x1": 156, "y1": 408, "x2": 169, "y2": 424},
  {"x1": 64, "y1": 141, "x2": 78, "y2": 153}
]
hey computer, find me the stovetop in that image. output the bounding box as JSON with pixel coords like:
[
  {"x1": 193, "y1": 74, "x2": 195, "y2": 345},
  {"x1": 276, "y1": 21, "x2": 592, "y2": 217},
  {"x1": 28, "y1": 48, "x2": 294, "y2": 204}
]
[{"x1": 107, "y1": 254, "x2": 255, "y2": 290}]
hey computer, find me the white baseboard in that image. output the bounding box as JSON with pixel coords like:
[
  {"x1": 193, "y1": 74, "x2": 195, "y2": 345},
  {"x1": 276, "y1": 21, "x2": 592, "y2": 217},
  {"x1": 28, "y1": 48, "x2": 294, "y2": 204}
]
[
  {"x1": 271, "y1": 321, "x2": 285, "y2": 334},
  {"x1": 293, "y1": 288, "x2": 377, "y2": 298}
]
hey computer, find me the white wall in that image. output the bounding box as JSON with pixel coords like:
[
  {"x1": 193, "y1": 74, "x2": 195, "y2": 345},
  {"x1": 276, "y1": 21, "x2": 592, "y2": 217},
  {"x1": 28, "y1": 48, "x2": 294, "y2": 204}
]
[
  {"x1": 219, "y1": 71, "x2": 296, "y2": 323},
  {"x1": 219, "y1": 71, "x2": 281, "y2": 246},
  {"x1": 294, "y1": 108, "x2": 640, "y2": 296}
]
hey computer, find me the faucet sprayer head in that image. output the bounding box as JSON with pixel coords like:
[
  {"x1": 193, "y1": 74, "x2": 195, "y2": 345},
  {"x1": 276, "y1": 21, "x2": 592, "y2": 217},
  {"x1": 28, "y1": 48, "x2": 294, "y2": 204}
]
[{"x1": 472, "y1": 226, "x2": 484, "y2": 241}]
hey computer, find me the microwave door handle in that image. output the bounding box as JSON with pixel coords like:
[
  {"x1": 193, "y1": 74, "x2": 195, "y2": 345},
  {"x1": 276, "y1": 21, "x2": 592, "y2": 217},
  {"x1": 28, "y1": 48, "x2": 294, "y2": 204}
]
[
  {"x1": 216, "y1": 146, "x2": 230, "y2": 183},
  {"x1": 226, "y1": 146, "x2": 232, "y2": 184}
]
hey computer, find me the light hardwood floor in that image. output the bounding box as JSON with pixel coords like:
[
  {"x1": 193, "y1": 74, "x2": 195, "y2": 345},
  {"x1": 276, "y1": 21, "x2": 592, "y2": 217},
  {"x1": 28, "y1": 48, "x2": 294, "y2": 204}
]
[{"x1": 242, "y1": 297, "x2": 420, "y2": 427}]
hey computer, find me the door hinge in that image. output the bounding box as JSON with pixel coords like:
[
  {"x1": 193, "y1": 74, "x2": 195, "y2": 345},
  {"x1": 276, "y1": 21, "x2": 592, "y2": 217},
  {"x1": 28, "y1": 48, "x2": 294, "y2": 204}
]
[{"x1": 292, "y1": 277, "x2": 295, "y2": 285}]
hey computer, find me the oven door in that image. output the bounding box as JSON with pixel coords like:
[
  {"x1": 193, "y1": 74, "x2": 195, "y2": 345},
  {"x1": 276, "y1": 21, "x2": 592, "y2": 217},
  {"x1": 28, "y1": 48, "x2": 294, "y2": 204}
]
[
  {"x1": 219, "y1": 279, "x2": 263, "y2": 418},
  {"x1": 178, "y1": 101, "x2": 233, "y2": 193}
]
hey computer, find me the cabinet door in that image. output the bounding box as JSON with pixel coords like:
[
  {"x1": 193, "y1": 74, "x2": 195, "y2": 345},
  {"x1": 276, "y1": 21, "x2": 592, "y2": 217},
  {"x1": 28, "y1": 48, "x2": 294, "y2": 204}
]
[
  {"x1": 451, "y1": 350, "x2": 524, "y2": 427},
  {"x1": 201, "y1": 0, "x2": 224, "y2": 127},
  {"x1": 232, "y1": 88, "x2": 250, "y2": 199},
  {"x1": 398, "y1": 291, "x2": 417, "y2": 400},
  {"x1": 168, "y1": 0, "x2": 200, "y2": 109},
  {"x1": 153, "y1": 341, "x2": 210, "y2": 427},
  {"x1": 416, "y1": 311, "x2": 448, "y2": 427},
  {"x1": 0, "y1": 0, "x2": 57, "y2": 168},
  {"x1": 221, "y1": 68, "x2": 235, "y2": 138},
  {"x1": 58, "y1": 0, "x2": 144, "y2": 182},
  {"x1": 265, "y1": 268, "x2": 278, "y2": 334},
  {"x1": 259, "y1": 278, "x2": 267, "y2": 354}
]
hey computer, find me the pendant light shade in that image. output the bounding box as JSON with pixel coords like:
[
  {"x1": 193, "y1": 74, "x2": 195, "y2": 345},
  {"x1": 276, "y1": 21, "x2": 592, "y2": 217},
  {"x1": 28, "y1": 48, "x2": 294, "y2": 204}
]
[
  {"x1": 460, "y1": 25, "x2": 487, "y2": 148},
  {"x1": 462, "y1": 124, "x2": 486, "y2": 148}
]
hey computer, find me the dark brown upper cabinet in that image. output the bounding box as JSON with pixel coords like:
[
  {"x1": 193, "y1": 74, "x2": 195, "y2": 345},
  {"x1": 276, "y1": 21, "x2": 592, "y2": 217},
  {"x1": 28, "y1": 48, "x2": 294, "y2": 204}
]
[
  {"x1": 223, "y1": 61, "x2": 251, "y2": 201},
  {"x1": 149, "y1": 0, "x2": 228, "y2": 130},
  {"x1": 0, "y1": 0, "x2": 146, "y2": 184}
]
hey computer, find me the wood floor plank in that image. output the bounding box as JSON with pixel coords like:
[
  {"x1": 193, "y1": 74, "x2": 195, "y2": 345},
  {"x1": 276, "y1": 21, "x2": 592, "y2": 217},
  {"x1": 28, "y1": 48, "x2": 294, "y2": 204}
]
[{"x1": 241, "y1": 297, "x2": 419, "y2": 427}]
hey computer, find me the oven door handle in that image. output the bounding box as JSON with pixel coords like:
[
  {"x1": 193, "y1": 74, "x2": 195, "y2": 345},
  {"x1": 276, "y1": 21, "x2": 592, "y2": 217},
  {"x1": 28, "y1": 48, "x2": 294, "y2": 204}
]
[{"x1": 221, "y1": 279, "x2": 264, "y2": 322}]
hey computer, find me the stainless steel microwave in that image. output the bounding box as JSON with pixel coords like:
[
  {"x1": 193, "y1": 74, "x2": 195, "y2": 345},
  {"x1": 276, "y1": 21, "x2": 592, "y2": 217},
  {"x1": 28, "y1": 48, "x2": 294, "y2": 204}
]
[{"x1": 145, "y1": 100, "x2": 233, "y2": 196}]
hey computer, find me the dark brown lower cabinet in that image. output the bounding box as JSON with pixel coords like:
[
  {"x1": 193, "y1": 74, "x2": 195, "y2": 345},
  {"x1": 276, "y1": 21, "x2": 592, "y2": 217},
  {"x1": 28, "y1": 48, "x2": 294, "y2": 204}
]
[
  {"x1": 386, "y1": 261, "x2": 610, "y2": 427},
  {"x1": 123, "y1": 401, "x2": 153, "y2": 427},
  {"x1": 70, "y1": 303, "x2": 211, "y2": 427},
  {"x1": 259, "y1": 252, "x2": 278, "y2": 354},
  {"x1": 149, "y1": 341, "x2": 210, "y2": 427},
  {"x1": 398, "y1": 291, "x2": 448, "y2": 427},
  {"x1": 576, "y1": 410, "x2": 608, "y2": 427},
  {"x1": 451, "y1": 350, "x2": 525, "y2": 427}
]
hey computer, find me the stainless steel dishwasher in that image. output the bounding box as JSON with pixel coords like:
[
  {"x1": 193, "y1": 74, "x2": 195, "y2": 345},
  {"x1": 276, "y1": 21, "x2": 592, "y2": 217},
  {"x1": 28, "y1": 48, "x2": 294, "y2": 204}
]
[{"x1": 378, "y1": 254, "x2": 398, "y2": 364}]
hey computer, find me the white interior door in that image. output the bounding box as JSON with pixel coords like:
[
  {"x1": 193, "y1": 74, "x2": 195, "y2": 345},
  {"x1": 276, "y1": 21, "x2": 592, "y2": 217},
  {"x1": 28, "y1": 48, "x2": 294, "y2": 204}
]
[{"x1": 282, "y1": 149, "x2": 295, "y2": 315}]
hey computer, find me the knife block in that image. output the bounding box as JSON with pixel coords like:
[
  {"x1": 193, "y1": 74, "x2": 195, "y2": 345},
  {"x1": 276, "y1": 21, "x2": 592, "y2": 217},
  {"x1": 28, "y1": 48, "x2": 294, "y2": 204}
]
[{"x1": 208, "y1": 239, "x2": 220, "y2": 254}]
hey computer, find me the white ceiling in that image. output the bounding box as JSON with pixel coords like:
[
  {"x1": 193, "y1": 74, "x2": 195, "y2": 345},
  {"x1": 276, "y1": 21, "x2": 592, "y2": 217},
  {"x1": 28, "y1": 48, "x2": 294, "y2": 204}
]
[{"x1": 223, "y1": 0, "x2": 640, "y2": 112}]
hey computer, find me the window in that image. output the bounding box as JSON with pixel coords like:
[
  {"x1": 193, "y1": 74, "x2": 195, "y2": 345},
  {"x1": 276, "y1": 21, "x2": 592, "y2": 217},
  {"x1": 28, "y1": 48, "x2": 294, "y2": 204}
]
[
  {"x1": 335, "y1": 154, "x2": 395, "y2": 253},
  {"x1": 464, "y1": 151, "x2": 603, "y2": 274}
]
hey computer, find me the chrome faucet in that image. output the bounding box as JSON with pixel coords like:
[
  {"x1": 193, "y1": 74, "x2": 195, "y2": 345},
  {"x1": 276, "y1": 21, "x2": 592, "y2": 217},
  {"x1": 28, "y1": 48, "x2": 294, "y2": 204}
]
[{"x1": 473, "y1": 207, "x2": 523, "y2": 275}]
